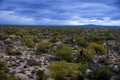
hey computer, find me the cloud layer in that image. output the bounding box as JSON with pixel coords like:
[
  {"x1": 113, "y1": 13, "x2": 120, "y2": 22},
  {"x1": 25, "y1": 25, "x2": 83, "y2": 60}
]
[{"x1": 0, "y1": 0, "x2": 120, "y2": 25}]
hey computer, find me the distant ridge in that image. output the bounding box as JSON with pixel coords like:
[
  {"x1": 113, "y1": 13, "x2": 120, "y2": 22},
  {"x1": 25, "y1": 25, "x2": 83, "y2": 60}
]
[{"x1": 0, "y1": 24, "x2": 120, "y2": 28}]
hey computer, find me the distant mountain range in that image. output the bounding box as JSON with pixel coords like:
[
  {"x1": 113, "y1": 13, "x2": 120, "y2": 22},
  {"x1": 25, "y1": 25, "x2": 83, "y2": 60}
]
[{"x1": 0, "y1": 24, "x2": 120, "y2": 28}]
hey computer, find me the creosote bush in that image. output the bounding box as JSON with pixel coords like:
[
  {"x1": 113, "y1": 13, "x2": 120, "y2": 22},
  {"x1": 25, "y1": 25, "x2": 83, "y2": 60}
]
[
  {"x1": 36, "y1": 41, "x2": 51, "y2": 54},
  {"x1": 55, "y1": 44, "x2": 73, "y2": 62}
]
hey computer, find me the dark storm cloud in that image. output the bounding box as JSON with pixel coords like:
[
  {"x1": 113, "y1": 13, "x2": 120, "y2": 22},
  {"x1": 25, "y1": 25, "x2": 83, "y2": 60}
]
[
  {"x1": 115, "y1": 0, "x2": 120, "y2": 8},
  {"x1": 0, "y1": 0, "x2": 4, "y2": 3},
  {"x1": 0, "y1": 0, "x2": 120, "y2": 25}
]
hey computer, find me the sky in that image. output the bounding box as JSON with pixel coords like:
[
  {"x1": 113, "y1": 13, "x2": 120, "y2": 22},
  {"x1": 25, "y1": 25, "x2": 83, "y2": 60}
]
[{"x1": 0, "y1": 0, "x2": 120, "y2": 25}]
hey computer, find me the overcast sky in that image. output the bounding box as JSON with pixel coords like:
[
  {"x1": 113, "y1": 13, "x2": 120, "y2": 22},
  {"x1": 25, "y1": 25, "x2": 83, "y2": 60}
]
[{"x1": 0, "y1": 0, "x2": 120, "y2": 25}]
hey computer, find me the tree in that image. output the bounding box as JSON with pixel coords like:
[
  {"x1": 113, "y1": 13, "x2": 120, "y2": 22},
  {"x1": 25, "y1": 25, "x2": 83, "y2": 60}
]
[
  {"x1": 75, "y1": 48, "x2": 95, "y2": 63},
  {"x1": 36, "y1": 41, "x2": 51, "y2": 54},
  {"x1": 89, "y1": 43, "x2": 106, "y2": 54},
  {"x1": 50, "y1": 36, "x2": 59, "y2": 43},
  {"x1": 83, "y1": 48, "x2": 95, "y2": 59},
  {"x1": 48, "y1": 61, "x2": 79, "y2": 80},
  {"x1": 32, "y1": 36, "x2": 39, "y2": 42},
  {"x1": 24, "y1": 38, "x2": 34, "y2": 48},
  {"x1": 55, "y1": 44, "x2": 73, "y2": 62},
  {"x1": 74, "y1": 36, "x2": 88, "y2": 47},
  {"x1": 104, "y1": 33, "x2": 115, "y2": 40},
  {"x1": 92, "y1": 35, "x2": 102, "y2": 42}
]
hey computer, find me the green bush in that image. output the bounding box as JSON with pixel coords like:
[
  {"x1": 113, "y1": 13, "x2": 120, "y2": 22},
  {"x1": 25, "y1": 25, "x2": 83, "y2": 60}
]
[
  {"x1": 50, "y1": 36, "x2": 59, "y2": 43},
  {"x1": 55, "y1": 44, "x2": 73, "y2": 62},
  {"x1": 74, "y1": 36, "x2": 88, "y2": 47},
  {"x1": 36, "y1": 69, "x2": 44, "y2": 80},
  {"x1": 24, "y1": 38, "x2": 34, "y2": 48},
  {"x1": 89, "y1": 43, "x2": 107, "y2": 54},
  {"x1": 48, "y1": 61, "x2": 79, "y2": 80},
  {"x1": 36, "y1": 41, "x2": 51, "y2": 53}
]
